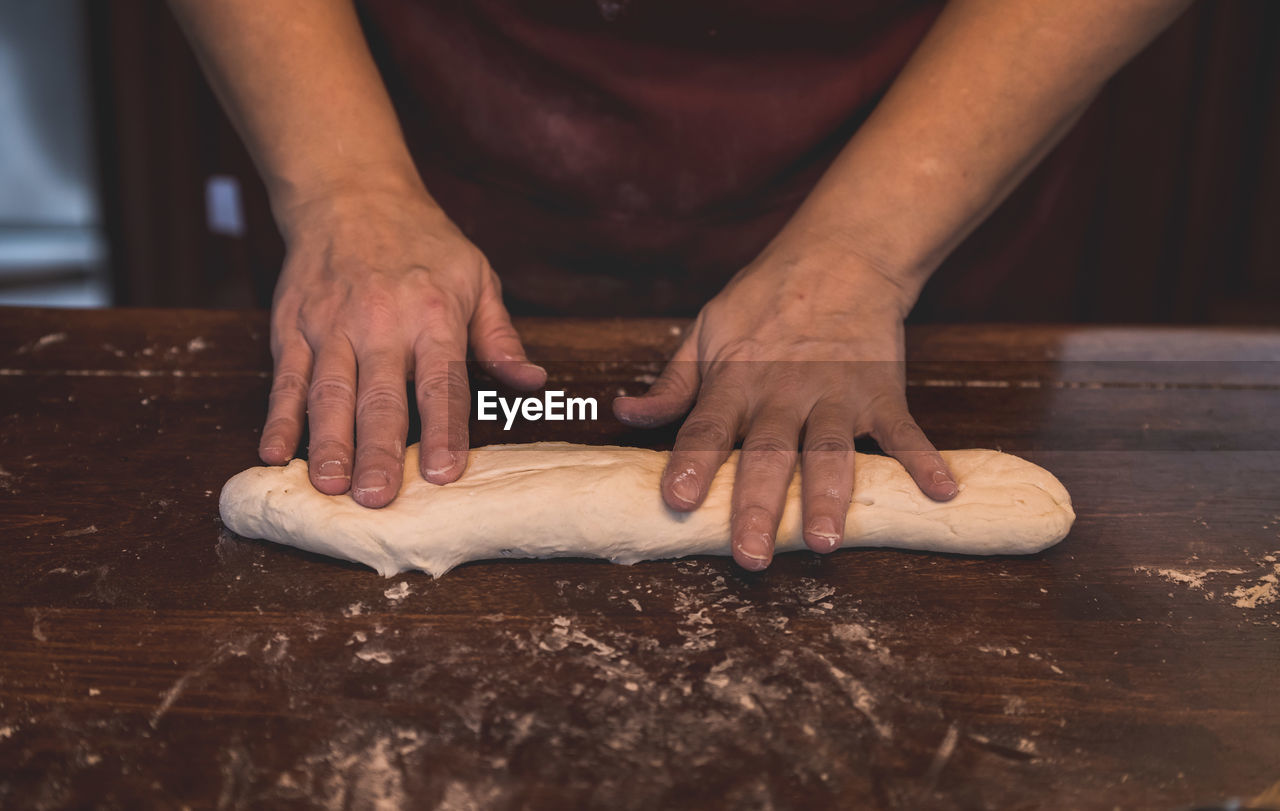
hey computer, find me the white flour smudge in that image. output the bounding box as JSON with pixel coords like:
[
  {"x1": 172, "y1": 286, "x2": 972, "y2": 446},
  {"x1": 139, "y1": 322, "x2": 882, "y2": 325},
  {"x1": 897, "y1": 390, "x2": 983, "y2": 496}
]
[
  {"x1": 355, "y1": 644, "x2": 394, "y2": 665},
  {"x1": 17, "y1": 332, "x2": 67, "y2": 354},
  {"x1": 383, "y1": 582, "x2": 412, "y2": 602},
  {"x1": 1230, "y1": 564, "x2": 1279, "y2": 609},
  {"x1": 1133, "y1": 565, "x2": 1245, "y2": 591},
  {"x1": 1136, "y1": 554, "x2": 1280, "y2": 609}
]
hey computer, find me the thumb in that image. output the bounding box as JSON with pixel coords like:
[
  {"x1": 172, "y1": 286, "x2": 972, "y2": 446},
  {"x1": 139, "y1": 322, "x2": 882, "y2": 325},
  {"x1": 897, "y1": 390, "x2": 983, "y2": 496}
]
[
  {"x1": 613, "y1": 337, "x2": 700, "y2": 428},
  {"x1": 469, "y1": 272, "x2": 546, "y2": 391}
]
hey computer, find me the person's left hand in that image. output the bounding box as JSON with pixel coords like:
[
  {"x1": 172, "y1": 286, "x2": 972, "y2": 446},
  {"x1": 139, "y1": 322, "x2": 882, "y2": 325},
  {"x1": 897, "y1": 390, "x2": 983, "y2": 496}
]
[{"x1": 614, "y1": 235, "x2": 959, "y2": 571}]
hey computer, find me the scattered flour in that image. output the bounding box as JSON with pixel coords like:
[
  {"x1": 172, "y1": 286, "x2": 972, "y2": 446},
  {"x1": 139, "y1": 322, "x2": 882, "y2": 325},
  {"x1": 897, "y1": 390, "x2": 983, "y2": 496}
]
[
  {"x1": 56, "y1": 525, "x2": 99, "y2": 539},
  {"x1": 1136, "y1": 555, "x2": 1280, "y2": 609},
  {"x1": 383, "y1": 582, "x2": 412, "y2": 602},
  {"x1": 1133, "y1": 565, "x2": 1244, "y2": 591},
  {"x1": 1230, "y1": 567, "x2": 1279, "y2": 609},
  {"x1": 355, "y1": 645, "x2": 394, "y2": 665},
  {"x1": 820, "y1": 658, "x2": 892, "y2": 740}
]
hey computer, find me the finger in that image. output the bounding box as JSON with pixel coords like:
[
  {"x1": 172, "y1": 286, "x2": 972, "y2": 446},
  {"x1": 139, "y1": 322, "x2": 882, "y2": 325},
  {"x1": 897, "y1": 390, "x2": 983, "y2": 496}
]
[
  {"x1": 415, "y1": 326, "x2": 471, "y2": 485},
  {"x1": 259, "y1": 337, "x2": 312, "y2": 465},
  {"x1": 660, "y1": 373, "x2": 745, "y2": 513},
  {"x1": 871, "y1": 404, "x2": 958, "y2": 501},
  {"x1": 349, "y1": 347, "x2": 410, "y2": 508},
  {"x1": 613, "y1": 337, "x2": 699, "y2": 428},
  {"x1": 800, "y1": 399, "x2": 857, "y2": 553},
  {"x1": 306, "y1": 341, "x2": 358, "y2": 496},
  {"x1": 732, "y1": 412, "x2": 802, "y2": 571},
  {"x1": 469, "y1": 271, "x2": 546, "y2": 391}
]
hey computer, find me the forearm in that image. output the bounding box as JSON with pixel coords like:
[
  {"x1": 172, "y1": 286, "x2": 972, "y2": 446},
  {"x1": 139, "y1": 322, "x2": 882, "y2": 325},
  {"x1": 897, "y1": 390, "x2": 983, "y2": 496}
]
[
  {"x1": 167, "y1": 0, "x2": 426, "y2": 229},
  {"x1": 779, "y1": 0, "x2": 1192, "y2": 310}
]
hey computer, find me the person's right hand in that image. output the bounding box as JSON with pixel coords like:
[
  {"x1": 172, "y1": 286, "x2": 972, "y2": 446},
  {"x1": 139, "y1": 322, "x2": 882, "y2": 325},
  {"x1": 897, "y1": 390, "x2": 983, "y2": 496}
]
[{"x1": 258, "y1": 183, "x2": 546, "y2": 507}]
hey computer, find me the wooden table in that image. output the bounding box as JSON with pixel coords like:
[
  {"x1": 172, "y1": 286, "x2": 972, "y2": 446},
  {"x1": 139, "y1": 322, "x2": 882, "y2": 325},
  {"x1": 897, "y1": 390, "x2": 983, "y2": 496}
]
[{"x1": 2, "y1": 308, "x2": 1277, "y2": 810}]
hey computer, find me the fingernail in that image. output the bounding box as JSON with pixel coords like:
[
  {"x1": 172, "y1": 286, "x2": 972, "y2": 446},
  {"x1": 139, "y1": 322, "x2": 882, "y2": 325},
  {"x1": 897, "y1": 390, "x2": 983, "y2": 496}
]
[
  {"x1": 425, "y1": 449, "x2": 456, "y2": 477},
  {"x1": 261, "y1": 443, "x2": 291, "y2": 462},
  {"x1": 932, "y1": 469, "x2": 959, "y2": 497},
  {"x1": 808, "y1": 517, "x2": 841, "y2": 551},
  {"x1": 669, "y1": 470, "x2": 700, "y2": 506},
  {"x1": 738, "y1": 534, "x2": 773, "y2": 570},
  {"x1": 317, "y1": 460, "x2": 347, "y2": 480},
  {"x1": 353, "y1": 470, "x2": 388, "y2": 495}
]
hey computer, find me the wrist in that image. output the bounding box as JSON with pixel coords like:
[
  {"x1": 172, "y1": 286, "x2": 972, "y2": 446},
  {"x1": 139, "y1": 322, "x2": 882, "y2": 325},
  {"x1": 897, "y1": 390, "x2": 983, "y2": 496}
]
[
  {"x1": 269, "y1": 161, "x2": 433, "y2": 241},
  {"x1": 754, "y1": 223, "x2": 923, "y2": 321}
]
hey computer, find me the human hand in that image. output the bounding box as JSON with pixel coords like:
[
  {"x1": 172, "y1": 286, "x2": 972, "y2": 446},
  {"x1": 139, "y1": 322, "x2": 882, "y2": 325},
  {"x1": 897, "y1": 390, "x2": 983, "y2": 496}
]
[
  {"x1": 614, "y1": 239, "x2": 957, "y2": 571},
  {"x1": 259, "y1": 184, "x2": 546, "y2": 507}
]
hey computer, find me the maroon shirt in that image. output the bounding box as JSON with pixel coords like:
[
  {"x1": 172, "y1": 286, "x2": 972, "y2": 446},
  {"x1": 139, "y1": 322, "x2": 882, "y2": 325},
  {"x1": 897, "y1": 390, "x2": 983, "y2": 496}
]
[{"x1": 359, "y1": 0, "x2": 1096, "y2": 317}]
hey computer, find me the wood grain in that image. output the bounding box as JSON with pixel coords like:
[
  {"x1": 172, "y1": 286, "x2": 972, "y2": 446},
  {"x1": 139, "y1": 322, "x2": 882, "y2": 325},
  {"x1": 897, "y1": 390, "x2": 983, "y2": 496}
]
[{"x1": 1, "y1": 308, "x2": 1276, "y2": 810}]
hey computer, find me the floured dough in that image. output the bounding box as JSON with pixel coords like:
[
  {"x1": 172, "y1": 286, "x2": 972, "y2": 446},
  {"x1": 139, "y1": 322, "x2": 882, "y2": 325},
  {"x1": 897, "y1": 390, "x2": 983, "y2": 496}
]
[
  {"x1": 220, "y1": 442, "x2": 1070, "y2": 575},
  {"x1": 219, "y1": 443, "x2": 1074, "y2": 577}
]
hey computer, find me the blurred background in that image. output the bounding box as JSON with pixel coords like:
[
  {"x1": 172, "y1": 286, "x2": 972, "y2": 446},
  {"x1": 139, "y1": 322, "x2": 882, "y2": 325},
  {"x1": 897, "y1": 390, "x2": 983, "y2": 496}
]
[{"x1": 0, "y1": 0, "x2": 1276, "y2": 321}]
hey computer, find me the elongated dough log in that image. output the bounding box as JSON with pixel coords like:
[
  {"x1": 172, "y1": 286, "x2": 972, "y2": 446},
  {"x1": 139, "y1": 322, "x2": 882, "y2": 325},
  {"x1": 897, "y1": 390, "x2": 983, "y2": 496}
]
[{"x1": 219, "y1": 443, "x2": 1074, "y2": 577}]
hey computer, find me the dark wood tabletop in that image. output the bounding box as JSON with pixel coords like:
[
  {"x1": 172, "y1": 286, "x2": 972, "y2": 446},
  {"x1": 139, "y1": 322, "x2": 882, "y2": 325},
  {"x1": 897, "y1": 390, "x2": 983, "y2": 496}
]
[{"x1": 1, "y1": 307, "x2": 1277, "y2": 810}]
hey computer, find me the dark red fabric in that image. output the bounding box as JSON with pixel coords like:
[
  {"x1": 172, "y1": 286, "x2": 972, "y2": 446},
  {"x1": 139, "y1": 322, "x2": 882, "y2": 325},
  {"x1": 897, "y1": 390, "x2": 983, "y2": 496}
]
[{"x1": 358, "y1": 0, "x2": 1092, "y2": 317}]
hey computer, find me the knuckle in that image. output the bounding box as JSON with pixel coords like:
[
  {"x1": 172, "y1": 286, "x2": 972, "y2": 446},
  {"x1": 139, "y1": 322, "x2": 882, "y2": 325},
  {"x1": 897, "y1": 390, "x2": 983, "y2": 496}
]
[
  {"x1": 412, "y1": 325, "x2": 462, "y2": 360},
  {"x1": 740, "y1": 443, "x2": 797, "y2": 478},
  {"x1": 476, "y1": 321, "x2": 519, "y2": 349},
  {"x1": 270, "y1": 333, "x2": 307, "y2": 362},
  {"x1": 884, "y1": 417, "x2": 925, "y2": 442},
  {"x1": 308, "y1": 375, "x2": 355, "y2": 408},
  {"x1": 864, "y1": 390, "x2": 903, "y2": 416},
  {"x1": 677, "y1": 416, "x2": 733, "y2": 449},
  {"x1": 415, "y1": 366, "x2": 469, "y2": 403},
  {"x1": 486, "y1": 269, "x2": 504, "y2": 296},
  {"x1": 355, "y1": 437, "x2": 406, "y2": 463},
  {"x1": 710, "y1": 337, "x2": 763, "y2": 365},
  {"x1": 417, "y1": 294, "x2": 463, "y2": 326},
  {"x1": 804, "y1": 433, "x2": 854, "y2": 454},
  {"x1": 267, "y1": 368, "x2": 309, "y2": 404},
  {"x1": 645, "y1": 377, "x2": 682, "y2": 399},
  {"x1": 742, "y1": 451, "x2": 797, "y2": 476},
  {"x1": 269, "y1": 370, "x2": 309, "y2": 402},
  {"x1": 358, "y1": 289, "x2": 399, "y2": 321},
  {"x1": 741, "y1": 434, "x2": 795, "y2": 456},
  {"x1": 890, "y1": 416, "x2": 921, "y2": 434},
  {"x1": 356, "y1": 382, "x2": 406, "y2": 418}
]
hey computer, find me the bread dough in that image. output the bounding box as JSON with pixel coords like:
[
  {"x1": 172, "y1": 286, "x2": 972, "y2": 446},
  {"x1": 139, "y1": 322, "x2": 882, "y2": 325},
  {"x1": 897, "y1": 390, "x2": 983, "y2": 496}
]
[{"x1": 219, "y1": 443, "x2": 1074, "y2": 577}]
